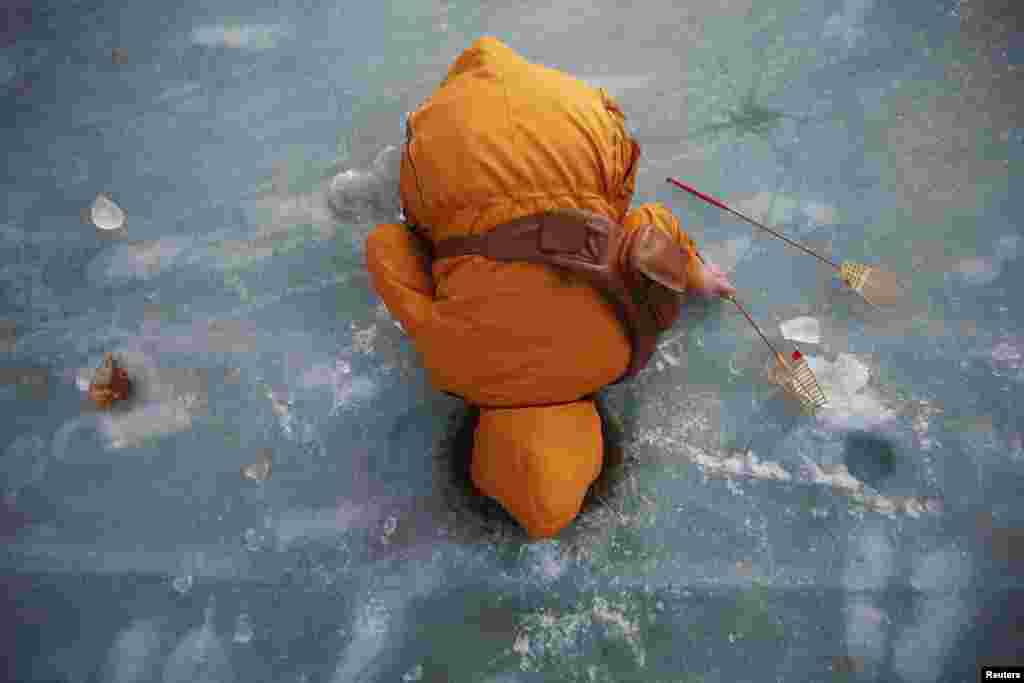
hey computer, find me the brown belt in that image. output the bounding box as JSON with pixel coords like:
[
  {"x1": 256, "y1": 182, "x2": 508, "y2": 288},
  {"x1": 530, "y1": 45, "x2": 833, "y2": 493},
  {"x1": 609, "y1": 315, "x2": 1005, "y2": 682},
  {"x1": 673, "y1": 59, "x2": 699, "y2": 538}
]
[
  {"x1": 427, "y1": 209, "x2": 677, "y2": 385},
  {"x1": 432, "y1": 212, "x2": 604, "y2": 264}
]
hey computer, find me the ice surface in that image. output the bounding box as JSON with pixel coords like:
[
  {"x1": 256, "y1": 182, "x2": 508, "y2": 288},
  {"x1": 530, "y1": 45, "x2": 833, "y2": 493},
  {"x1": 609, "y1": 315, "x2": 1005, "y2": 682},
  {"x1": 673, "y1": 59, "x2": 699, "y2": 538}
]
[
  {"x1": 329, "y1": 564, "x2": 444, "y2": 683},
  {"x1": 841, "y1": 522, "x2": 896, "y2": 592},
  {"x1": 891, "y1": 595, "x2": 971, "y2": 683},
  {"x1": 2, "y1": 432, "x2": 48, "y2": 498},
  {"x1": 105, "y1": 618, "x2": 165, "y2": 683},
  {"x1": 953, "y1": 256, "x2": 1001, "y2": 286},
  {"x1": 2, "y1": 3, "x2": 1016, "y2": 681},
  {"x1": 163, "y1": 596, "x2": 232, "y2": 683},
  {"x1": 996, "y1": 234, "x2": 1021, "y2": 261},
  {"x1": 844, "y1": 600, "x2": 887, "y2": 668}
]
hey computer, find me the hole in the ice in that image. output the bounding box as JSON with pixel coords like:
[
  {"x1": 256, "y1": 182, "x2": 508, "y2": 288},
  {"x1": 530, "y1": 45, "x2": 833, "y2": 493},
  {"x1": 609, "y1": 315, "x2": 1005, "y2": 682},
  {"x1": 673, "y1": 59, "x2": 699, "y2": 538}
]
[
  {"x1": 435, "y1": 393, "x2": 629, "y2": 540},
  {"x1": 842, "y1": 431, "x2": 897, "y2": 489}
]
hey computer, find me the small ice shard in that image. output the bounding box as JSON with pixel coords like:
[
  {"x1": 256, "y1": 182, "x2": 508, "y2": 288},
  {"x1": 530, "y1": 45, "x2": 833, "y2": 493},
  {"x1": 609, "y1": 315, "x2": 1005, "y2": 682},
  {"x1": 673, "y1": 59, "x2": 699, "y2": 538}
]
[
  {"x1": 402, "y1": 664, "x2": 424, "y2": 682},
  {"x1": 232, "y1": 613, "x2": 254, "y2": 644},
  {"x1": 270, "y1": 397, "x2": 290, "y2": 418},
  {"x1": 381, "y1": 515, "x2": 398, "y2": 544},
  {"x1": 241, "y1": 449, "x2": 272, "y2": 482},
  {"x1": 243, "y1": 528, "x2": 263, "y2": 551},
  {"x1": 172, "y1": 574, "x2": 193, "y2": 595},
  {"x1": 163, "y1": 596, "x2": 233, "y2": 683},
  {"x1": 779, "y1": 316, "x2": 822, "y2": 344},
  {"x1": 91, "y1": 193, "x2": 126, "y2": 231}
]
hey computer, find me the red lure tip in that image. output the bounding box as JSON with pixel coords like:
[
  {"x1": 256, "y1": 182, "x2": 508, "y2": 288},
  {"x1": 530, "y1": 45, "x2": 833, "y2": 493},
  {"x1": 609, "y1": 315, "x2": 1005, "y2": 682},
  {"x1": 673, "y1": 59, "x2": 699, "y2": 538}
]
[{"x1": 791, "y1": 350, "x2": 802, "y2": 361}]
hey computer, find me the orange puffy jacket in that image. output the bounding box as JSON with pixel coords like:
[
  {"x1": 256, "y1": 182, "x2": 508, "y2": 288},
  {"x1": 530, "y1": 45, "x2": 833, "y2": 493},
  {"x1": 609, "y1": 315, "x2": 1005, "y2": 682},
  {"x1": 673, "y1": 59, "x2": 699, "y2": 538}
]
[{"x1": 365, "y1": 36, "x2": 703, "y2": 538}]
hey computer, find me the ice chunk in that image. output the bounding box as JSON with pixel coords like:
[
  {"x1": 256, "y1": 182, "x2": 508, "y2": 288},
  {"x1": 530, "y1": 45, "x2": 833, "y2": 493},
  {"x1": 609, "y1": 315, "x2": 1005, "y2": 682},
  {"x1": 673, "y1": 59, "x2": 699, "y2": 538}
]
[
  {"x1": 91, "y1": 193, "x2": 126, "y2": 231},
  {"x1": 241, "y1": 450, "x2": 272, "y2": 482},
  {"x1": 779, "y1": 316, "x2": 821, "y2": 344}
]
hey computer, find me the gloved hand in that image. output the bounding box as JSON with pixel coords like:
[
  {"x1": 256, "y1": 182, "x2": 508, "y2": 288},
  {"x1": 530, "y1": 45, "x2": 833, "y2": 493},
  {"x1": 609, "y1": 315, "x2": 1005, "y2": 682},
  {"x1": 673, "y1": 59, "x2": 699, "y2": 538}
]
[{"x1": 690, "y1": 259, "x2": 737, "y2": 299}]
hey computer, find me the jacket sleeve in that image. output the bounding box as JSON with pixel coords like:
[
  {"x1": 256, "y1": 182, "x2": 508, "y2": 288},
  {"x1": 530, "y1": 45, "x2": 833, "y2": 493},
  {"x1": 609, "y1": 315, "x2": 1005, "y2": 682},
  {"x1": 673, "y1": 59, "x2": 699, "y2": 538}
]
[
  {"x1": 621, "y1": 202, "x2": 706, "y2": 329},
  {"x1": 623, "y1": 202, "x2": 705, "y2": 290},
  {"x1": 365, "y1": 223, "x2": 436, "y2": 338}
]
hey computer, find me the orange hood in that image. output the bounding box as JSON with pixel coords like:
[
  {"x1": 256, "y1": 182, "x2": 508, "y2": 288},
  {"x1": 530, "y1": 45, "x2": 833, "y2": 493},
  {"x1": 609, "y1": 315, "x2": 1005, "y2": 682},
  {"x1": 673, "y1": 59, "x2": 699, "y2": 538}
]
[{"x1": 470, "y1": 400, "x2": 603, "y2": 539}]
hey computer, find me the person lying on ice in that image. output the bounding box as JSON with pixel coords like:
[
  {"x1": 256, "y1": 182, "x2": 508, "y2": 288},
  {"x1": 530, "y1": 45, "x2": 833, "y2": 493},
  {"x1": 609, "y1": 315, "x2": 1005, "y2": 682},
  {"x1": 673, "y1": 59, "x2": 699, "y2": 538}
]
[{"x1": 361, "y1": 36, "x2": 735, "y2": 540}]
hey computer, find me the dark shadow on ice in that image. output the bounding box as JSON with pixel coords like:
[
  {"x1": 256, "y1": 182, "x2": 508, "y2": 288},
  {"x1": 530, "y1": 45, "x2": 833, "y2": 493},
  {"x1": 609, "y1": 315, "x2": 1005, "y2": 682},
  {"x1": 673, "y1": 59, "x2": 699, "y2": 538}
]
[{"x1": 842, "y1": 430, "x2": 897, "y2": 489}]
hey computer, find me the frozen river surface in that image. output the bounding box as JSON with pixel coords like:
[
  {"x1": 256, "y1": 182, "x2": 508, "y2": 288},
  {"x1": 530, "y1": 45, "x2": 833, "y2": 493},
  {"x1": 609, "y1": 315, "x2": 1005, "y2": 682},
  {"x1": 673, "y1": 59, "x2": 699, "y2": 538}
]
[{"x1": 2, "y1": 0, "x2": 1022, "y2": 681}]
